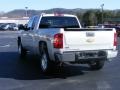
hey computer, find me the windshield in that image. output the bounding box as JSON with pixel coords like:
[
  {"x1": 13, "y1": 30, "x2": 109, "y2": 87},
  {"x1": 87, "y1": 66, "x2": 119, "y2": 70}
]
[{"x1": 39, "y1": 16, "x2": 80, "y2": 28}]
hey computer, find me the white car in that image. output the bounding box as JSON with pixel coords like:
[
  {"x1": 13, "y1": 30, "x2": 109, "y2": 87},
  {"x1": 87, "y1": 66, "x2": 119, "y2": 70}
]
[{"x1": 18, "y1": 13, "x2": 118, "y2": 73}]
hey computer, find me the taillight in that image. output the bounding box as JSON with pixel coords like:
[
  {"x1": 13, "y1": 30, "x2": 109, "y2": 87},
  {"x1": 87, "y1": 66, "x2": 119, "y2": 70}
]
[
  {"x1": 53, "y1": 33, "x2": 63, "y2": 48},
  {"x1": 114, "y1": 32, "x2": 117, "y2": 46}
]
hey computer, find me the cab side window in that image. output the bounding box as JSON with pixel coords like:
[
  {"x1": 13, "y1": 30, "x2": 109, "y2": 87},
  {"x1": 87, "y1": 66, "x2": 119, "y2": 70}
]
[
  {"x1": 27, "y1": 16, "x2": 39, "y2": 30},
  {"x1": 31, "y1": 16, "x2": 39, "y2": 30}
]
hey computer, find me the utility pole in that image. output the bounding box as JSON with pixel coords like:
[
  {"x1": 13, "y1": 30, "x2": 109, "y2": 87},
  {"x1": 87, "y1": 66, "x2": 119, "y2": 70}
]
[
  {"x1": 25, "y1": 7, "x2": 28, "y2": 17},
  {"x1": 101, "y1": 4, "x2": 104, "y2": 26}
]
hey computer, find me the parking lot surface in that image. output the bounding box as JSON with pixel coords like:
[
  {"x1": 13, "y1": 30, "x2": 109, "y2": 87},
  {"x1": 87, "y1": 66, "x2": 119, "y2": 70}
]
[{"x1": 0, "y1": 31, "x2": 120, "y2": 90}]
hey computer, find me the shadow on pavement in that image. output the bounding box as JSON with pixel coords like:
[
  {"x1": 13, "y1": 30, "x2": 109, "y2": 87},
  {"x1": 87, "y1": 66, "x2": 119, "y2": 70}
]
[{"x1": 0, "y1": 52, "x2": 91, "y2": 80}]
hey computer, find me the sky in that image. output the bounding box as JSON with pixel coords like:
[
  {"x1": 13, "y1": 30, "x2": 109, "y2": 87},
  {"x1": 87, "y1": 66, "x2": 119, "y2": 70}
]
[{"x1": 0, "y1": 0, "x2": 119, "y2": 12}]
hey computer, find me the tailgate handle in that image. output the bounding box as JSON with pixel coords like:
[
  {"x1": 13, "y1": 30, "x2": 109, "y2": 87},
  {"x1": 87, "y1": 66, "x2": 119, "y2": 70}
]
[{"x1": 86, "y1": 32, "x2": 95, "y2": 37}]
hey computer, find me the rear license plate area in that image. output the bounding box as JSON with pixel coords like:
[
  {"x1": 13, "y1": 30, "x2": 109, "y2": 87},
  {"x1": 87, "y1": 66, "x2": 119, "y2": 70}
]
[{"x1": 76, "y1": 51, "x2": 98, "y2": 59}]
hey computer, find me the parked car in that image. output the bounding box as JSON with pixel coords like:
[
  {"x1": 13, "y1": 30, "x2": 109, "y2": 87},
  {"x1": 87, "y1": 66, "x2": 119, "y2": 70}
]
[
  {"x1": 0, "y1": 24, "x2": 7, "y2": 31},
  {"x1": 0, "y1": 23, "x2": 5, "y2": 31},
  {"x1": 9, "y1": 23, "x2": 18, "y2": 30},
  {"x1": 0, "y1": 23, "x2": 18, "y2": 31}
]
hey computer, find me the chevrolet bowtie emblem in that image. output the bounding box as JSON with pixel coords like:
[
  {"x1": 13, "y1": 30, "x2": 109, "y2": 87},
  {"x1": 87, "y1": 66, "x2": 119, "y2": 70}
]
[{"x1": 86, "y1": 38, "x2": 94, "y2": 43}]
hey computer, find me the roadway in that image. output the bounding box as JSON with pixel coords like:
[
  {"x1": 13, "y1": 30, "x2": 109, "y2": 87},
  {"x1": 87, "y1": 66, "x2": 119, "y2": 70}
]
[{"x1": 0, "y1": 31, "x2": 120, "y2": 90}]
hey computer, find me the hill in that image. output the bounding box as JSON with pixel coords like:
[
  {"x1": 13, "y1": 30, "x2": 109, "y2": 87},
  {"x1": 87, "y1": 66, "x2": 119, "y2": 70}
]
[{"x1": 1, "y1": 8, "x2": 88, "y2": 18}]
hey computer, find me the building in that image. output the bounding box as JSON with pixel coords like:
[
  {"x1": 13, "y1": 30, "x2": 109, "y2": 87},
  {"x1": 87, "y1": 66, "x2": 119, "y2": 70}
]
[{"x1": 0, "y1": 17, "x2": 29, "y2": 25}]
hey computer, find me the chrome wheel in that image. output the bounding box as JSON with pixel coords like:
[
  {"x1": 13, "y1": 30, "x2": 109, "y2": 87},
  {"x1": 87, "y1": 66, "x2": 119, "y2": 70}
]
[{"x1": 39, "y1": 43, "x2": 54, "y2": 74}]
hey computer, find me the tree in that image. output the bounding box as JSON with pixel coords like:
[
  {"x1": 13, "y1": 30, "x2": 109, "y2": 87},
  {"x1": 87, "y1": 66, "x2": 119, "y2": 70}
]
[
  {"x1": 95, "y1": 10, "x2": 102, "y2": 24},
  {"x1": 82, "y1": 10, "x2": 97, "y2": 26},
  {"x1": 114, "y1": 11, "x2": 120, "y2": 18}
]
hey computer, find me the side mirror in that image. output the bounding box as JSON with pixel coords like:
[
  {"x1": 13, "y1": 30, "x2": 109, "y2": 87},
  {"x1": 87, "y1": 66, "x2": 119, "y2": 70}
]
[{"x1": 18, "y1": 24, "x2": 28, "y2": 31}]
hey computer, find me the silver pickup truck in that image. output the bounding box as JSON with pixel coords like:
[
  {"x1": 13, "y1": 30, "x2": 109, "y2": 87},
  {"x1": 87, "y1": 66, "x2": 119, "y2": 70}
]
[{"x1": 18, "y1": 13, "x2": 118, "y2": 73}]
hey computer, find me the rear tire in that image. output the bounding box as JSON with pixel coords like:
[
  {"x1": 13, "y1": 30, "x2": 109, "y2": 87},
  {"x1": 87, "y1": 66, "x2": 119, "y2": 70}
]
[
  {"x1": 89, "y1": 60, "x2": 105, "y2": 70},
  {"x1": 39, "y1": 43, "x2": 53, "y2": 74}
]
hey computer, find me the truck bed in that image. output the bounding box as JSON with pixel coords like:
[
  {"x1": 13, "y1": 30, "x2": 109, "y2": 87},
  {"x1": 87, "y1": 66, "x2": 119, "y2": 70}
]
[{"x1": 63, "y1": 28, "x2": 116, "y2": 51}]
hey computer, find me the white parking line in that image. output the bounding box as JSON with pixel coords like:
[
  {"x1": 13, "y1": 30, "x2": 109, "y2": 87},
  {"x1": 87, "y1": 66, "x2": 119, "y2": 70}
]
[
  {"x1": 97, "y1": 81, "x2": 111, "y2": 89},
  {"x1": 0, "y1": 44, "x2": 10, "y2": 47},
  {"x1": 0, "y1": 36, "x2": 17, "y2": 38}
]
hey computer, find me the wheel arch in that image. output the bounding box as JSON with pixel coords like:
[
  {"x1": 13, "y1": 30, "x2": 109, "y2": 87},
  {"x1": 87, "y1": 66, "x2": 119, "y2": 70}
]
[
  {"x1": 39, "y1": 41, "x2": 48, "y2": 50},
  {"x1": 39, "y1": 41, "x2": 51, "y2": 58}
]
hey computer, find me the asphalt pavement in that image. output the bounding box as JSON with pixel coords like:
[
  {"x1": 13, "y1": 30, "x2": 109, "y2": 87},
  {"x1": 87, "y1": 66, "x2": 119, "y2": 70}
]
[{"x1": 0, "y1": 31, "x2": 120, "y2": 90}]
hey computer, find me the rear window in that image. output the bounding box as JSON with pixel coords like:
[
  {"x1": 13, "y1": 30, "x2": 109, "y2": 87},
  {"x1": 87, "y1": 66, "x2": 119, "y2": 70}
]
[{"x1": 39, "y1": 16, "x2": 80, "y2": 28}]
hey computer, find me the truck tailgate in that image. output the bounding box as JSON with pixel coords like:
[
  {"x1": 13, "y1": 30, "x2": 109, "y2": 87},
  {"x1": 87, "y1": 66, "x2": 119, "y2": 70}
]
[{"x1": 64, "y1": 28, "x2": 114, "y2": 51}]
